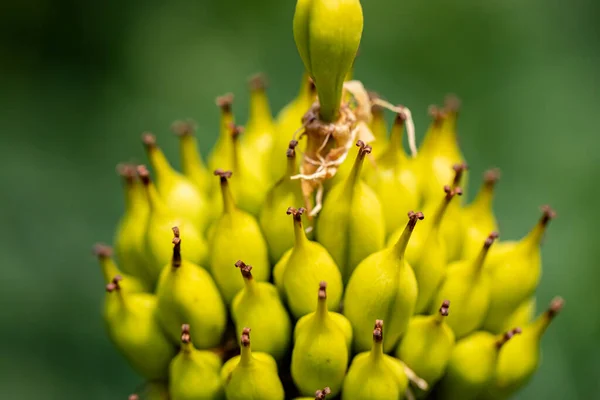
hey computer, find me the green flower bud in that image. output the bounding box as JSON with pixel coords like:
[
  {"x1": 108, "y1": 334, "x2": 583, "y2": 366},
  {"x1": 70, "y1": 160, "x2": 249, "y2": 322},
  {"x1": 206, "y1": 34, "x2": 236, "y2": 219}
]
[{"x1": 293, "y1": 0, "x2": 363, "y2": 122}]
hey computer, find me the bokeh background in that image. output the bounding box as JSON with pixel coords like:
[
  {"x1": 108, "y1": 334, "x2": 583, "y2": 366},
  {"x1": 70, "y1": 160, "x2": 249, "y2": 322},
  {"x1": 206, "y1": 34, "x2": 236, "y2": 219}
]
[{"x1": 1, "y1": 0, "x2": 599, "y2": 398}]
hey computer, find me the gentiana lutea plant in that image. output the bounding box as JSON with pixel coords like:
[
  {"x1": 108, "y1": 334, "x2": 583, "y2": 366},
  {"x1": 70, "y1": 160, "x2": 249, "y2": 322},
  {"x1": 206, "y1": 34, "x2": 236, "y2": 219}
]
[{"x1": 94, "y1": 1, "x2": 564, "y2": 399}]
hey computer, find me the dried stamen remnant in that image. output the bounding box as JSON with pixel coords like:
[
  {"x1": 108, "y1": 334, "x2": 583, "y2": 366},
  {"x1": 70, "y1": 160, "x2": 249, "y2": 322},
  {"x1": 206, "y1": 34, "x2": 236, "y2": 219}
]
[{"x1": 235, "y1": 260, "x2": 253, "y2": 279}]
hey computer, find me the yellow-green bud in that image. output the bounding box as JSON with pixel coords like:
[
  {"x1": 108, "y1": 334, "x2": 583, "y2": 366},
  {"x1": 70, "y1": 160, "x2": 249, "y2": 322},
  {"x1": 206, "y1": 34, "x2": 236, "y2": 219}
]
[{"x1": 293, "y1": 0, "x2": 363, "y2": 122}]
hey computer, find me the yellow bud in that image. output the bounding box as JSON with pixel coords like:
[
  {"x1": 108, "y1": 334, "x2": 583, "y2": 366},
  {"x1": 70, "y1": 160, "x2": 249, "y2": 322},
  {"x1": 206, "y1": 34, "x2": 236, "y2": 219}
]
[{"x1": 293, "y1": 0, "x2": 363, "y2": 122}]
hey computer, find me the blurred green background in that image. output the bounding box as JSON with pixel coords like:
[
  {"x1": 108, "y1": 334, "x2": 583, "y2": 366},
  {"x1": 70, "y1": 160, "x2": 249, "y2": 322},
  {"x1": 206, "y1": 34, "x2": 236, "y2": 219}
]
[{"x1": 1, "y1": 0, "x2": 598, "y2": 398}]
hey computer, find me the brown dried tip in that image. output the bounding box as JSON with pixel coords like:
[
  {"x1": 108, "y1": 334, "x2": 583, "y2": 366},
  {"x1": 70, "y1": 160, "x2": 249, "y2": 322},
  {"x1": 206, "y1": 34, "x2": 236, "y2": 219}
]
[
  {"x1": 172, "y1": 227, "x2": 182, "y2": 268},
  {"x1": 407, "y1": 211, "x2": 425, "y2": 231},
  {"x1": 484, "y1": 168, "x2": 501, "y2": 185},
  {"x1": 496, "y1": 327, "x2": 522, "y2": 349},
  {"x1": 315, "y1": 387, "x2": 332, "y2": 399},
  {"x1": 452, "y1": 163, "x2": 469, "y2": 186},
  {"x1": 428, "y1": 105, "x2": 446, "y2": 124},
  {"x1": 249, "y1": 73, "x2": 267, "y2": 90},
  {"x1": 117, "y1": 163, "x2": 136, "y2": 183},
  {"x1": 356, "y1": 140, "x2": 372, "y2": 156},
  {"x1": 444, "y1": 185, "x2": 463, "y2": 198},
  {"x1": 105, "y1": 275, "x2": 123, "y2": 292},
  {"x1": 93, "y1": 243, "x2": 113, "y2": 258},
  {"x1": 286, "y1": 140, "x2": 299, "y2": 158},
  {"x1": 235, "y1": 260, "x2": 253, "y2": 279},
  {"x1": 318, "y1": 281, "x2": 327, "y2": 300},
  {"x1": 128, "y1": 395, "x2": 139, "y2": 400},
  {"x1": 444, "y1": 94, "x2": 462, "y2": 113},
  {"x1": 373, "y1": 320, "x2": 384, "y2": 343},
  {"x1": 136, "y1": 165, "x2": 151, "y2": 185},
  {"x1": 308, "y1": 77, "x2": 317, "y2": 93},
  {"x1": 484, "y1": 232, "x2": 500, "y2": 248},
  {"x1": 171, "y1": 119, "x2": 197, "y2": 136},
  {"x1": 548, "y1": 297, "x2": 565, "y2": 317},
  {"x1": 439, "y1": 300, "x2": 451, "y2": 317},
  {"x1": 540, "y1": 205, "x2": 557, "y2": 226},
  {"x1": 214, "y1": 169, "x2": 233, "y2": 183},
  {"x1": 216, "y1": 93, "x2": 234, "y2": 112},
  {"x1": 394, "y1": 108, "x2": 407, "y2": 124},
  {"x1": 141, "y1": 132, "x2": 156, "y2": 148},
  {"x1": 286, "y1": 206, "x2": 306, "y2": 222},
  {"x1": 181, "y1": 324, "x2": 191, "y2": 344},
  {"x1": 241, "y1": 328, "x2": 251, "y2": 347},
  {"x1": 229, "y1": 123, "x2": 244, "y2": 139}
]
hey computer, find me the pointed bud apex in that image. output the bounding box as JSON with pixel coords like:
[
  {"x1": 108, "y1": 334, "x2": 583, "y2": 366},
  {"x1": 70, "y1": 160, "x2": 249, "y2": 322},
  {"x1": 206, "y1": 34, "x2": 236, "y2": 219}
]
[
  {"x1": 428, "y1": 105, "x2": 445, "y2": 125},
  {"x1": 496, "y1": 327, "x2": 522, "y2": 349},
  {"x1": 181, "y1": 324, "x2": 191, "y2": 344},
  {"x1": 369, "y1": 92, "x2": 384, "y2": 113},
  {"x1": 216, "y1": 93, "x2": 234, "y2": 112},
  {"x1": 230, "y1": 123, "x2": 244, "y2": 139},
  {"x1": 241, "y1": 328, "x2": 251, "y2": 347},
  {"x1": 318, "y1": 281, "x2": 327, "y2": 300},
  {"x1": 235, "y1": 260, "x2": 253, "y2": 279},
  {"x1": 394, "y1": 108, "x2": 407, "y2": 125},
  {"x1": 171, "y1": 119, "x2": 197, "y2": 136},
  {"x1": 407, "y1": 211, "x2": 425, "y2": 231},
  {"x1": 93, "y1": 243, "x2": 112, "y2": 258},
  {"x1": 439, "y1": 300, "x2": 451, "y2": 317},
  {"x1": 136, "y1": 165, "x2": 151, "y2": 185}
]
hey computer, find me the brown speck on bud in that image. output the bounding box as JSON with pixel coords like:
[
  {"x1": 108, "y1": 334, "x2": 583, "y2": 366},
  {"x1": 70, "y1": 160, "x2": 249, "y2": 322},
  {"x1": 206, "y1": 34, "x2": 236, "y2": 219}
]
[
  {"x1": 136, "y1": 165, "x2": 151, "y2": 185},
  {"x1": 318, "y1": 281, "x2": 327, "y2": 300},
  {"x1": 439, "y1": 300, "x2": 451, "y2": 317},
  {"x1": 241, "y1": 328, "x2": 251, "y2": 347},
  {"x1": 540, "y1": 205, "x2": 557, "y2": 226},
  {"x1": 172, "y1": 227, "x2": 182, "y2": 268},
  {"x1": 216, "y1": 93, "x2": 234, "y2": 112},
  {"x1": 308, "y1": 77, "x2": 316, "y2": 93},
  {"x1": 141, "y1": 132, "x2": 156, "y2": 148},
  {"x1": 452, "y1": 163, "x2": 469, "y2": 186},
  {"x1": 373, "y1": 319, "x2": 384, "y2": 343},
  {"x1": 485, "y1": 232, "x2": 500, "y2": 248},
  {"x1": 249, "y1": 73, "x2": 267, "y2": 91},
  {"x1": 171, "y1": 119, "x2": 197, "y2": 136},
  {"x1": 315, "y1": 387, "x2": 332, "y2": 399},
  {"x1": 93, "y1": 243, "x2": 113, "y2": 258},
  {"x1": 214, "y1": 169, "x2": 233, "y2": 183},
  {"x1": 496, "y1": 327, "x2": 522, "y2": 349},
  {"x1": 235, "y1": 260, "x2": 253, "y2": 279},
  {"x1": 548, "y1": 297, "x2": 564, "y2": 318},
  {"x1": 117, "y1": 163, "x2": 136, "y2": 183},
  {"x1": 181, "y1": 324, "x2": 191, "y2": 344},
  {"x1": 106, "y1": 275, "x2": 123, "y2": 292},
  {"x1": 356, "y1": 140, "x2": 372, "y2": 156},
  {"x1": 286, "y1": 206, "x2": 306, "y2": 222}
]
